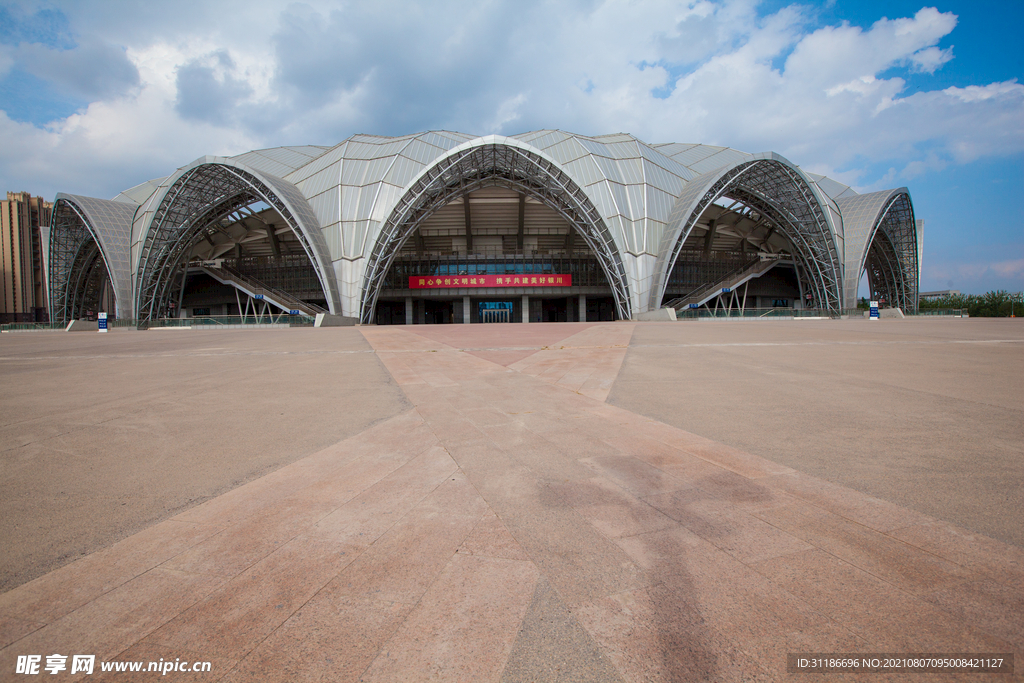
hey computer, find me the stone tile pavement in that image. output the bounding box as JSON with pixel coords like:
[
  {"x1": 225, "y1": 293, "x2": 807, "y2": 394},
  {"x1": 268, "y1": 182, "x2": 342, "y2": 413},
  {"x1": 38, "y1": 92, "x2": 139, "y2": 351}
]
[{"x1": 0, "y1": 322, "x2": 1020, "y2": 681}]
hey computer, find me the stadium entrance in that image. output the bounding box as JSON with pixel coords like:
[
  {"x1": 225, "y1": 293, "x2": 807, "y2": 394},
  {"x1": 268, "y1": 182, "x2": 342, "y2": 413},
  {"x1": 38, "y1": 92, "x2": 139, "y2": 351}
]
[
  {"x1": 371, "y1": 185, "x2": 620, "y2": 324},
  {"x1": 360, "y1": 142, "x2": 631, "y2": 324},
  {"x1": 480, "y1": 301, "x2": 513, "y2": 323},
  {"x1": 133, "y1": 161, "x2": 339, "y2": 326}
]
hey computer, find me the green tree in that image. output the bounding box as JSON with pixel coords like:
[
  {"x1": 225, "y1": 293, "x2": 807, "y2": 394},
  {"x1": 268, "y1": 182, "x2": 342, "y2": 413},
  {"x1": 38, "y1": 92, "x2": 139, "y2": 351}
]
[{"x1": 918, "y1": 290, "x2": 1023, "y2": 317}]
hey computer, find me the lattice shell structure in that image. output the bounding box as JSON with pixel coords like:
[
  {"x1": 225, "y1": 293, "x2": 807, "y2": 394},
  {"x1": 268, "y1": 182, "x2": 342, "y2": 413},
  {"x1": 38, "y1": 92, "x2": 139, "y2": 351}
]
[{"x1": 44, "y1": 131, "x2": 921, "y2": 323}]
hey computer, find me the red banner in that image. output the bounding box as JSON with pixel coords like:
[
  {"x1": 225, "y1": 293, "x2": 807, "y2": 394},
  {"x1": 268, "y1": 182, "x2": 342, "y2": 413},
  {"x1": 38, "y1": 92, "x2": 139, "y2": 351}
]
[{"x1": 409, "y1": 274, "x2": 572, "y2": 289}]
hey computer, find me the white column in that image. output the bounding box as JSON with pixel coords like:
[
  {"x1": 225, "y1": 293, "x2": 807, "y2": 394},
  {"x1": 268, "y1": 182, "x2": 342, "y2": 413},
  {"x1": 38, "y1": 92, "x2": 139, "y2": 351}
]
[
  {"x1": 405, "y1": 297, "x2": 413, "y2": 325},
  {"x1": 522, "y1": 295, "x2": 530, "y2": 323},
  {"x1": 463, "y1": 296, "x2": 471, "y2": 324},
  {"x1": 578, "y1": 294, "x2": 587, "y2": 322}
]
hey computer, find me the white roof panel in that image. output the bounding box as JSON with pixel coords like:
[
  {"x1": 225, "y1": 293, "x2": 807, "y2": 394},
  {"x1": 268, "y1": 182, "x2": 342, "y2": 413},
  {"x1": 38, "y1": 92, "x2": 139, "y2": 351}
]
[
  {"x1": 563, "y1": 157, "x2": 602, "y2": 187},
  {"x1": 603, "y1": 140, "x2": 642, "y2": 160},
  {"x1": 626, "y1": 183, "x2": 646, "y2": 219},
  {"x1": 591, "y1": 155, "x2": 623, "y2": 184},
  {"x1": 687, "y1": 148, "x2": 751, "y2": 175},
  {"x1": 401, "y1": 139, "x2": 446, "y2": 166},
  {"x1": 297, "y1": 165, "x2": 338, "y2": 198},
  {"x1": 539, "y1": 137, "x2": 589, "y2": 165},
  {"x1": 230, "y1": 152, "x2": 294, "y2": 178},
  {"x1": 616, "y1": 158, "x2": 645, "y2": 186},
  {"x1": 814, "y1": 176, "x2": 854, "y2": 201},
  {"x1": 514, "y1": 130, "x2": 568, "y2": 149},
  {"x1": 639, "y1": 144, "x2": 695, "y2": 183},
  {"x1": 363, "y1": 157, "x2": 395, "y2": 186},
  {"x1": 666, "y1": 144, "x2": 723, "y2": 168},
  {"x1": 606, "y1": 180, "x2": 631, "y2": 218},
  {"x1": 341, "y1": 159, "x2": 372, "y2": 186},
  {"x1": 384, "y1": 155, "x2": 425, "y2": 189},
  {"x1": 593, "y1": 133, "x2": 636, "y2": 145},
  {"x1": 287, "y1": 142, "x2": 348, "y2": 183},
  {"x1": 308, "y1": 186, "x2": 341, "y2": 226},
  {"x1": 575, "y1": 137, "x2": 613, "y2": 158},
  {"x1": 345, "y1": 141, "x2": 389, "y2": 160},
  {"x1": 113, "y1": 177, "x2": 166, "y2": 204}
]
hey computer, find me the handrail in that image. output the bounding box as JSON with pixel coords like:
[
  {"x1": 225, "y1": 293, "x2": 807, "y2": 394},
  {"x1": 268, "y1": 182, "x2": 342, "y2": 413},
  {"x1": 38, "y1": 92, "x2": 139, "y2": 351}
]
[
  {"x1": 665, "y1": 254, "x2": 773, "y2": 310},
  {"x1": 198, "y1": 263, "x2": 328, "y2": 316}
]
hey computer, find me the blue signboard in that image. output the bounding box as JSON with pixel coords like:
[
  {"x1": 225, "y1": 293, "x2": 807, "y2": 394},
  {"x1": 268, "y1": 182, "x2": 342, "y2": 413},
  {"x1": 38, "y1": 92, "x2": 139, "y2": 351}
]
[
  {"x1": 869, "y1": 301, "x2": 879, "y2": 319},
  {"x1": 289, "y1": 309, "x2": 300, "y2": 315},
  {"x1": 722, "y1": 287, "x2": 731, "y2": 293},
  {"x1": 689, "y1": 303, "x2": 699, "y2": 309},
  {"x1": 98, "y1": 312, "x2": 108, "y2": 333},
  {"x1": 254, "y1": 294, "x2": 264, "y2": 300}
]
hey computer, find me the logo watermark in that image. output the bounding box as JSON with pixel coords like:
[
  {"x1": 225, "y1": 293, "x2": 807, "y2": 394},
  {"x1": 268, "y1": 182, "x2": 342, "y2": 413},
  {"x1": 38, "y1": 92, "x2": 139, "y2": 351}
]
[{"x1": 15, "y1": 654, "x2": 211, "y2": 676}]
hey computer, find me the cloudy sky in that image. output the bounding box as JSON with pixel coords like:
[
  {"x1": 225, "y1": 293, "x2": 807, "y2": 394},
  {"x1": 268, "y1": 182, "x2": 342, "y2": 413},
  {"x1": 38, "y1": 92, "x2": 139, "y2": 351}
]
[{"x1": 0, "y1": 0, "x2": 1020, "y2": 295}]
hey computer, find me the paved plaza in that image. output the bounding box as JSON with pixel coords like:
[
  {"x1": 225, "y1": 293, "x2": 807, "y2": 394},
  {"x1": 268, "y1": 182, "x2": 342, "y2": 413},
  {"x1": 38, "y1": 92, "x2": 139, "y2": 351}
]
[{"x1": 0, "y1": 318, "x2": 1021, "y2": 681}]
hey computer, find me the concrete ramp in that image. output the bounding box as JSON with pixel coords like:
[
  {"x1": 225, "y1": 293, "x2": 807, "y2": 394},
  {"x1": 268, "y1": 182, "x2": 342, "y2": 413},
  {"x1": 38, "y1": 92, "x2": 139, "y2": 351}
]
[{"x1": 65, "y1": 319, "x2": 98, "y2": 332}]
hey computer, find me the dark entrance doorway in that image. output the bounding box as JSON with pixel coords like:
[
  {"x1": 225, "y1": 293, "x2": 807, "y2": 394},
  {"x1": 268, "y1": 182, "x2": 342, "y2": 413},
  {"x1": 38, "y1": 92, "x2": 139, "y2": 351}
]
[
  {"x1": 587, "y1": 296, "x2": 618, "y2": 321},
  {"x1": 540, "y1": 297, "x2": 569, "y2": 322},
  {"x1": 376, "y1": 300, "x2": 406, "y2": 325},
  {"x1": 423, "y1": 299, "x2": 454, "y2": 324}
]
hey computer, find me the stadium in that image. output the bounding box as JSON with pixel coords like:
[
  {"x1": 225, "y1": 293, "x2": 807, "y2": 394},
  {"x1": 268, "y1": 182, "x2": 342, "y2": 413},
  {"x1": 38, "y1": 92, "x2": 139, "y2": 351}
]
[{"x1": 45, "y1": 130, "x2": 922, "y2": 326}]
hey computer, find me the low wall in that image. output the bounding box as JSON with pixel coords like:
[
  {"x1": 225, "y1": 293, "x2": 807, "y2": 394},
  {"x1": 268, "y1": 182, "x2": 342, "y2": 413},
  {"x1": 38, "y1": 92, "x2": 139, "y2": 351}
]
[
  {"x1": 66, "y1": 319, "x2": 98, "y2": 332},
  {"x1": 315, "y1": 313, "x2": 359, "y2": 327},
  {"x1": 636, "y1": 308, "x2": 678, "y2": 322}
]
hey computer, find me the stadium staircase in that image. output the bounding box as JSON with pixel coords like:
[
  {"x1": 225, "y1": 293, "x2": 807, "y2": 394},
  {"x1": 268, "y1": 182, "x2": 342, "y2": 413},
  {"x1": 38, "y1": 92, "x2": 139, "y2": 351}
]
[
  {"x1": 198, "y1": 263, "x2": 328, "y2": 317},
  {"x1": 665, "y1": 255, "x2": 790, "y2": 311}
]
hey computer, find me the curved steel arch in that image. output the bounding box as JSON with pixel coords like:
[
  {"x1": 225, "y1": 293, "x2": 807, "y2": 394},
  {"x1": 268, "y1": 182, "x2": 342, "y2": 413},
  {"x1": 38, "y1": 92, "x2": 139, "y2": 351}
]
[
  {"x1": 134, "y1": 161, "x2": 340, "y2": 323},
  {"x1": 864, "y1": 228, "x2": 903, "y2": 308},
  {"x1": 359, "y1": 142, "x2": 631, "y2": 323},
  {"x1": 835, "y1": 188, "x2": 919, "y2": 311},
  {"x1": 49, "y1": 195, "x2": 137, "y2": 323},
  {"x1": 650, "y1": 155, "x2": 842, "y2": 312},
  {"x1": 861, "y1": 192, "x2": 918, "y2": 312}
]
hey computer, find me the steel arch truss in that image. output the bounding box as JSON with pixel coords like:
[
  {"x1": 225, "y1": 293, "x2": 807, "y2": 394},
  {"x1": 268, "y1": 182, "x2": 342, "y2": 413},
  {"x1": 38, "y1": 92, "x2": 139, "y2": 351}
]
[
  {"x1": 864, "y1": 193, "x2": 918, "y2": 312},
  {"x1": 49, "y1": 199, "x2": 109, "y2": 324},
  {"x1": 657, "y1": 159, "x2": 842, "y2": 312},
  {"x1": 360, "y1": 143, "x2": 630, "y2": 323},
  {"x1": 135, "y1": 164, "x2": 332, "y2": 324}
]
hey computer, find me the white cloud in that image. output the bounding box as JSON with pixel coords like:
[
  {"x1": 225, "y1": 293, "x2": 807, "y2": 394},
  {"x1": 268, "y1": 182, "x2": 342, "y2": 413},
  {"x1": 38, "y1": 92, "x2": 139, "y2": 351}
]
[
  {"x1": 944, "y1": 80, "x2": 1024, "y2": 103},
  {"x1": 0, "y1": 45, "x2": 14, "y2": 78},
  {"x1": 925, "y1": 256, "x2": 1024, "y2": 294},
  {"x1": 15, "y1": 39, "x2": 140, "y2": 100},
  {"x1": 0, "y1": 0, "x2": 1020, "y2": 201},
  {"x1": 899, "y1": 153, "x2": 948, "y2": 180},
  {"x1": 910, "y1": 45, "x2": 954, "y2": 73},
  {"x1": 991, "y1": 259, "x2": 1024, "y2": 279}
]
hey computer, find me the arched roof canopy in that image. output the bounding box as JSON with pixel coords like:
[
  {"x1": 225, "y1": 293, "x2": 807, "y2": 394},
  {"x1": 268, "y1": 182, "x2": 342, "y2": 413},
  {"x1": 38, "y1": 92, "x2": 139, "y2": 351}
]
[
  {"x1": 49, "y1": 194, "x2": 137, "y2": 322},
  {"x1": 133, "y1": 158, "x2": 340, "y2": 323},
  {"x1": 650, "y1": 154, "x2": 843, "y2": 313},
  {"x1": 837, "y1": 189, "x2": 919, "y2": 312},
  {"x1": 359, "y1": 138, "x2": 631, "y2": 323}
]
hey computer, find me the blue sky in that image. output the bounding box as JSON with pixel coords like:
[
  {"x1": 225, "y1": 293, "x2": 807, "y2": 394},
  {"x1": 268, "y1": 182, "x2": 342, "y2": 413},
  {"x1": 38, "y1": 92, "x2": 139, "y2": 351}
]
[{"x1": 0, "y1": 0, "x2": 1020, "y2": 295}]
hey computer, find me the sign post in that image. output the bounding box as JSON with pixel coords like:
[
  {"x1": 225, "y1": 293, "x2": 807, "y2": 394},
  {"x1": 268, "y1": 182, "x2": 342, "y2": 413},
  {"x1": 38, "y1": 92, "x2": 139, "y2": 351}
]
[
  {"x1": 98, "y1": 312, "x2": 108, "y2": 333},
  {"x1": 869, "y1": 301, "x2": 879, "y2": 320}
]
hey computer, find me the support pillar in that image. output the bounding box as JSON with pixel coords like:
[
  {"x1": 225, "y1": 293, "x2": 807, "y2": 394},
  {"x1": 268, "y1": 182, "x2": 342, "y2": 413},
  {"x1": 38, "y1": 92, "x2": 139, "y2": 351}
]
[
  {"x1": 578, "y1": 294, "x2": 587, "y2": 322},
  {"x1": 516, "y1": 194, "x2": 525, "y2": 250},
  {"x1": 703, "y1": 218, "x2": 717, "y2": 256},
  {"x1": 522, "y1": 295, "x2": 530, "y2": 323},
  {"x1": 463, "y1": 296, "x2": 470, "y2": 324},
  {"x1": 405, "y1": 296, "x2": 413, "y2": 325}
]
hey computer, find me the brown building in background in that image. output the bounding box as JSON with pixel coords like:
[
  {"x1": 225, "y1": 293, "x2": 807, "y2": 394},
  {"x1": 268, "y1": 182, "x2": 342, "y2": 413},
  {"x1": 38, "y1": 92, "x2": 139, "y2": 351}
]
[{"x1": 1, "y1": 192, "x2": 51, "y2": 323}]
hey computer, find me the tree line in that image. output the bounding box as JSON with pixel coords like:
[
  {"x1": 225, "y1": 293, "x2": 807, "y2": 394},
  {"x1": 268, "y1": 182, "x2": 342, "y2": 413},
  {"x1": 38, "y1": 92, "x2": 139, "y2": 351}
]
[{"x1": 917, "y1": 290, "x2": 1023, "y2": 317}]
